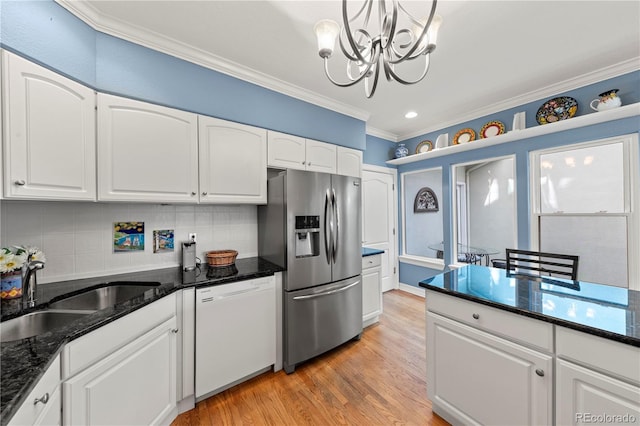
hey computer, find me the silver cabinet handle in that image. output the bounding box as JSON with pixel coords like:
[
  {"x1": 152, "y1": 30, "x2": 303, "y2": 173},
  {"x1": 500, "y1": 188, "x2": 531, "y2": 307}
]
[
  {"x1": 302, "y1": 161, "x2": 306, "y2": 165},
  {"x1": 202, "y1": 192, "x2": 207, "y2": 196},
  {"x1": 472, "y1": 313, "x2": 480, "y2": 320},
  {"x1": 191, "y1": 192, "x2": 197, "y2": 196},
  {"x1": 293, "y1": 280, "x2": 360, "y2": 300},
  {"x1": 15, "y1": 180, "x2": 26, "y2": 186},
  {"x1": 171, "y1": 328, "x2": 179, "y2": 334},
  {"x1": 535, "y1": 369, "x2": 545, "y2": 377},
  {"x1": 34, "y1": 393, "x2": 49, "y2": 405},
  {"x1": 308, "y1": 162, "x2": 311, "y2": 166}
]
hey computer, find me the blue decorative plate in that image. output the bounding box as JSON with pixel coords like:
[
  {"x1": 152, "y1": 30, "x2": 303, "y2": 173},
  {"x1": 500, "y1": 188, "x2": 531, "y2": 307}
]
[{"x1": 536, "y1": 97, "x2": 578, "y2": 125}]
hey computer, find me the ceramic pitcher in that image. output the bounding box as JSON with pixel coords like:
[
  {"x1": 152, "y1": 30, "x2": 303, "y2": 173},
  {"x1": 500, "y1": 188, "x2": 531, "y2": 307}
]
[{"x1": 590, "y1": 89, "x2": 622, "y2": 112}]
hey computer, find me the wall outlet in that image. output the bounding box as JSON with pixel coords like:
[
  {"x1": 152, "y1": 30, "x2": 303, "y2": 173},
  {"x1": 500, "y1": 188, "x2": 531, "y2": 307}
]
[{"x1": 188, "y1": 233, "x2": 197, "y2": 243}]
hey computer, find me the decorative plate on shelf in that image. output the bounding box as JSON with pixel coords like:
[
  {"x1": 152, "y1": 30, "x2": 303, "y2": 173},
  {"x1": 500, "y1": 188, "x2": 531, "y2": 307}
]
[
  {"x1": 480, "y1": 120, "x2": 506, "y2": 138},
  {"x1": 453, "y1": 128, "x2": 476, "y2": 144},
  {"x1": 416, "y1": 140, "x2": 433, "y2": 154},
  {"x1": 536, "y1": 96, "x2": 578, "y2": 125}
]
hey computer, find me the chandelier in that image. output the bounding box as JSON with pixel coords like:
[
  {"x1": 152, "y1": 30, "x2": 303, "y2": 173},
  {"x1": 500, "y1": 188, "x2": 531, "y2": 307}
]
[{"x1": 314, "y1": 0, "x2": 442, "y2": 98}]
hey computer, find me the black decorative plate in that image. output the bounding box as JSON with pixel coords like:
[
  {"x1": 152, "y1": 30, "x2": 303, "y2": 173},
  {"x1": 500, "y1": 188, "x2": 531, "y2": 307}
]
[{"x1": 536, "y1": 96, "x2": 578, "y2": 125}]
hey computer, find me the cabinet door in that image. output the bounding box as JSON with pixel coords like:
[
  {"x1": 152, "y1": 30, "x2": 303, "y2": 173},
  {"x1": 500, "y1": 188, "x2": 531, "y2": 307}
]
[
  {"x1": 9, "y1": 355, "x2": 61, "y2": 426},
  {"x1": 97, "y1": 93, "x2": 199, "y2": 203},
  {"x1": 337, "y1": 146, "x2": 362, "y2": 177},
  {"x1": 305, "y1": 139, "x2": 337, "y2": 173},
  {"x1": 2, "y1": 51, "x2": 96, "y2": 200},
  {"x1": 362, "y1": 262, "x2": 382, "y2": 324},
  {"x1": 427, "y1": 312, "x2": 552, "y2": 426},
  {"x1": 199, "y1": 116, "x2": 267, "y2": 203},
  {"x1": 63, "y1": 316, "x2": 177, "y2": 426},
  {"x1": 267, "y1": 130, "x2": 306, "y2": 170},
  {"x1": 557, "y1": 359, "x2": 640, "y2": 425}
]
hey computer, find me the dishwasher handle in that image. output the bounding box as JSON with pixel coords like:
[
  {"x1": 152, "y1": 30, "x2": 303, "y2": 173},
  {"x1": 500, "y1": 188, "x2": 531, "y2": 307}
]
[
  {"x1": 199, "y1": 285, "x2": 267, "y2": 303},
  {"x1": 292, "y1": 280, "x2": 360, "y2": 301}
]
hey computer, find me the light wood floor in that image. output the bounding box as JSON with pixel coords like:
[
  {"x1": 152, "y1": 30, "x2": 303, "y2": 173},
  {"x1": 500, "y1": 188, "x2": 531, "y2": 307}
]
[{"x1": 172, "y1": 290, "x2": 450, "y2": 426}]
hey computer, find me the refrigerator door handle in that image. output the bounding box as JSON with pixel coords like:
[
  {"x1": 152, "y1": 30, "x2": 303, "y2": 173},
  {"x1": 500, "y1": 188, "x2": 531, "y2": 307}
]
[
  {"x1": 332, "y1": 188, "x2": 339, "y2": 263},
  {"x1": 324, "y1": 189, "x2": 332, "y2": 265},
  {"x1": 292, "y1": 280, "x2": 360, "y2": 300}
]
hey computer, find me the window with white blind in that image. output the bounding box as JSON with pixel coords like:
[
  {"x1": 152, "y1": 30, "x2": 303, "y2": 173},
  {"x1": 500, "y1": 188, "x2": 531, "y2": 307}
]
[{"x1": 530, "y1": 134, "x2": 639, "y2": 289}]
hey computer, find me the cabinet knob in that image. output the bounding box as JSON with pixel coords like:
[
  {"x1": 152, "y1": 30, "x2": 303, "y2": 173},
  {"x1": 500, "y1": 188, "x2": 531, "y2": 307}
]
[
  {"x1": 171, "y1": 328, "x2": 179, "y2": 334},
  {"x1": 472, "y1": 313, "x2": 480, "y2": 320},
  {"x1": 14, "y1": 180, "x2": 26, "y2": 186},
  {"x1": 302, "y1": 161, "x2": 306, "y2": 165},
  {"x1": 202, "y1": 192, "x2": 207, "y2": 196},
  {"x1": 308, "y1": 162, "x2": 311, "y2": 166},
  {"x1": 535, "y1": 369, "x2": 545, "y2": 377},
  {"x1": 191, "y1": 192, "x2": 197, "y2": 196},
  {"x1": 34, "y1": 393, "x2": 49, "y2": 405}
]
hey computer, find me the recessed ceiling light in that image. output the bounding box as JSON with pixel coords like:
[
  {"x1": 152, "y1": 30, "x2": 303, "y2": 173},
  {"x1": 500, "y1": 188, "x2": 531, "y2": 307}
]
[{"x1": 405, "y1": 111, "x2": 418, "y2": 119}]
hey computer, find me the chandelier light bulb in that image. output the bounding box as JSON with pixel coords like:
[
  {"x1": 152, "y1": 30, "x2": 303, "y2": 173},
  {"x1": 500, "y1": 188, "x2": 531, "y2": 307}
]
[
  {"x1": 314, "y1": 19, "x2": 340, "y2": 58},
  {"x1": 427, "y1": 14, "x2": 443, "y2": 48}
]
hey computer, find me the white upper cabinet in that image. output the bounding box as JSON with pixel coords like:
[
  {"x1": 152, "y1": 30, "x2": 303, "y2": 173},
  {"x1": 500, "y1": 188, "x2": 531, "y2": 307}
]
[
  {"x1": 198, "y1": 116, "x2": 267, "y2": 204},
  {"x1": 97, "y1": 93, "x2": 199, "y2": 203},
  {"x1": 337, "y1": 146, "x2": 362, "y2": 177},
  {"x1": 267, "y1": 131, "x2": 306, "y2": 170},
  {"x1": 267, "y1": 130, "x2": 351, "y2": 175},
  {"x1": 2, "y1": 50, "x2": 96, "y2": 200},
  {"x1": 305, "y1": 139, "x2": 337, "y2": 173}
]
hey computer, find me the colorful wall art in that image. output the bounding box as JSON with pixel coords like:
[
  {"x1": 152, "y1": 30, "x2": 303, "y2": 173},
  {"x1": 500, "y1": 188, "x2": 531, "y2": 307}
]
[{"x1": 113, "y1": 222, "x2": 145, "y2": 252}]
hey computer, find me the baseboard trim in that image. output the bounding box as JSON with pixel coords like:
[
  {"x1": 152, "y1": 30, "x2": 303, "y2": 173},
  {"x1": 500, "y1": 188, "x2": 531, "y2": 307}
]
[{"x1": 398, "y1": 283, "x2": 425, "y2": 298}]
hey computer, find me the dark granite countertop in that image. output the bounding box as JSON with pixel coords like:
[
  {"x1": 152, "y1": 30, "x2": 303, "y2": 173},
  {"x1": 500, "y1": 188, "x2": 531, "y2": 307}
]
[
  {"x1": 0, "y1": 257, "x2": 283, "y2": 425},
  {"x1": 362, "y1": 247, "x2": 385, "y2": 257},
  {"x1": 419, "y1": 265, "x2": 640, "y2": 348}
]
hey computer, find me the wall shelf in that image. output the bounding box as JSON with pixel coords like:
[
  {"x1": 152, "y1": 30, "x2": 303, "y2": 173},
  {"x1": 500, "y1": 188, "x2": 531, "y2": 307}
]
[{"x1": 386, "y1": 103, "x2": 640, "y2": 166}]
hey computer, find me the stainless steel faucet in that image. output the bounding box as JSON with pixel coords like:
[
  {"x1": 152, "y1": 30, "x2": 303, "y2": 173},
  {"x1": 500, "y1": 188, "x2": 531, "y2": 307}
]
[{"x1": 22, "y1": 260, "x2": 45, "y2": 309}]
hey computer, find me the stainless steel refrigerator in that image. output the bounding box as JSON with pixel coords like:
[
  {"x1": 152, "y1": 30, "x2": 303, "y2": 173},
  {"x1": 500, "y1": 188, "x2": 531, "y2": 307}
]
[{"x1": 258, "y1": 169, "x2": 362, "y2": 374}]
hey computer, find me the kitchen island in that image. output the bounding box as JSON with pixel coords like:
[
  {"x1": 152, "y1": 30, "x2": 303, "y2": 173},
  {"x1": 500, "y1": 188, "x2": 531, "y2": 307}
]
[{"x1": 420, "y1": 265, "x2": 640, "y2": 425}]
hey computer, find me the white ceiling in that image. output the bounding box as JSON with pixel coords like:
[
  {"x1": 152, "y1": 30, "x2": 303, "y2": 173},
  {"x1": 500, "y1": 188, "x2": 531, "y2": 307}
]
[{"x1": 58, "y1": 0, "x2": 640, "y2": 141}]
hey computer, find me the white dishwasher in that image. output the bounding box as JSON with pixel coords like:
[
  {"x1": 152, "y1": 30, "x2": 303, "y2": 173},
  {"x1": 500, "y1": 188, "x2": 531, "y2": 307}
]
[{"x1": 195, "y1": 276, "x2": 276, "y2": 400}]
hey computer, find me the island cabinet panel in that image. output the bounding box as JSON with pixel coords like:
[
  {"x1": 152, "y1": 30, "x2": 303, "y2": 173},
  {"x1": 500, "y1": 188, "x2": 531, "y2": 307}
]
[
  {"x1": 198, "y1": 116, "x2": 267, "y2": 204},
  {"x1": 427, "y1": 312, "x2": 553, "y2": 426},
  {"x1": 362, "y1": 254, "x2": 382, "y2": 327},
  {"x1": 2, "y1": 50, "x2": 96, "y2": 201},
  {"x1": 97, "y1": 93, "x2": 199, "y2": 203}
]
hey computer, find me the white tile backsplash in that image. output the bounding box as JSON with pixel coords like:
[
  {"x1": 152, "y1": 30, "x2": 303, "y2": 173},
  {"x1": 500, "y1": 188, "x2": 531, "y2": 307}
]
[{"x1": 0, "y1": 200, "x2": 258, "y2": 284}]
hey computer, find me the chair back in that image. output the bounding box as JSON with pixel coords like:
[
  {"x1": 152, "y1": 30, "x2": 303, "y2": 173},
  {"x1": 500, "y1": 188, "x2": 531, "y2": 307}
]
[{"x1": 505, "y1": 249, "x2": 579, "y2": 280}]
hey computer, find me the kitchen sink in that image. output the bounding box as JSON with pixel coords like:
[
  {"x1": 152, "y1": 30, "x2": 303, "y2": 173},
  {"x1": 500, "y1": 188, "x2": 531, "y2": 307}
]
[
  {"x1": 0, "y1": 310, "x2": 92, "y2": 342},
  {"x1": 47, "y1": 282, "x2": 161, "y2": 311}
]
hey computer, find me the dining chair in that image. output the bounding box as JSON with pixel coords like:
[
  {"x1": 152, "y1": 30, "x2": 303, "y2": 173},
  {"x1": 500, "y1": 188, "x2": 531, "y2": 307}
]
[{"x1": 505, "y1": 249, "x2": 579, "y2": 280}]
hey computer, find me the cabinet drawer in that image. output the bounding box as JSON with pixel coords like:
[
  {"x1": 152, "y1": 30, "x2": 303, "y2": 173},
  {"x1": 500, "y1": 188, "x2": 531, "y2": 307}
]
[
  {"x1": 9, "y1": 354, "x2": 60, "y2": 425},
  {"x1": 62, "y1": 293, "x2": 176, "y2": 379},
  {"x1": 362, "y1": 255, "x2": 381, "y2": 270},
  {"x1": 426, "y1": 290, "x2": 553, "y2": 352},
  {"x1": 556, "y1": 326, "x2": 640, "y2": 384}
]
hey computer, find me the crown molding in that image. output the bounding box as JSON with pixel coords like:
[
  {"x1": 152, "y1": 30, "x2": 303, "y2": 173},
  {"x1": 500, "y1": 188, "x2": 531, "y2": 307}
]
[
  {"x1": 398, "y1": 57, "x2": 640, "y2": 141},
  {"x1": 366, "y1": 126, "x2": 399, "y2": 142},
  {"x1": 55, "y1": 0, "x2": 370, "y2": 123}
]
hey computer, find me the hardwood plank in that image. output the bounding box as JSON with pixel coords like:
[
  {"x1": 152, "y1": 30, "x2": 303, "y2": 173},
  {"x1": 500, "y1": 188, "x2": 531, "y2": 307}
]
[{"x1": 173, "y1": 290, "x2": 450, "y2": 425}]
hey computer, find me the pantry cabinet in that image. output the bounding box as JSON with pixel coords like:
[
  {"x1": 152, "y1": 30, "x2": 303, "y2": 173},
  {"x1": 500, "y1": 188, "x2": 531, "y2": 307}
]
[
  {"x1": 2, "y1": 50, "x2": 96, "y2": 201},
  {"x1": 198, "y1": 116, "x2": 267, "y2": 203},
  {"x1": 97, "y1": 93, "x2": 199, "y2": 203}
]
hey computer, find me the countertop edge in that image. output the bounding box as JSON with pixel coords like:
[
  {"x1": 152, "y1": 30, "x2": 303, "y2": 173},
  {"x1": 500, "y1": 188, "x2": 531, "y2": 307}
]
[{"x1": 422, "y1": 284, "x2": 640, "y2": 348}]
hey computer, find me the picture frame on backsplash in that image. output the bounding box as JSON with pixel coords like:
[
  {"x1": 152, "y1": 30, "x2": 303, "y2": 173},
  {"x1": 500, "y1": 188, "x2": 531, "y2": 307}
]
[
  {"x1": 153, "y1": 229, "x2": 175, "y2": 253},
  {"x1": 113, "y1": 222, "x2": 145, "y2": 252}
]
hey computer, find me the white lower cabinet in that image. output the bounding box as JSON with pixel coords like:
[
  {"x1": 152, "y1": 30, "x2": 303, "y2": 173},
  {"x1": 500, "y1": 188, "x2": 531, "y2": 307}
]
[
  {"x1": 9, "y1": 355, "x2": 61, "y2": 426},
  {"x1": 62, "y1": 294, "x2": 178, "y2": 425},
  {"x1": 556, "y1": 326, "x2": 640, "y2": 426},
  {"x1": 427, "y1": 311, "x2": 552, "y2": 426},
  {"x1": 362, "y1": 254, "x2": 382, "y2": 327}
]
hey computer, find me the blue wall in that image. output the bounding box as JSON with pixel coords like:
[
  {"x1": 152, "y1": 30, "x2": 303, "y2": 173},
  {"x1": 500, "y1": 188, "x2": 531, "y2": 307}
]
[
  {"x1": 0, "y1": 0, "x2": 366, "y2": 150},
  {"x1": 363, "y1": 134, "x2": 397, "y2": 167},
  {"x1": 397, "y1": 111, "x2": 640, "y2": 288}
]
